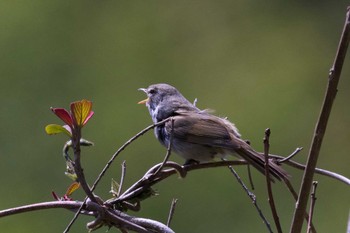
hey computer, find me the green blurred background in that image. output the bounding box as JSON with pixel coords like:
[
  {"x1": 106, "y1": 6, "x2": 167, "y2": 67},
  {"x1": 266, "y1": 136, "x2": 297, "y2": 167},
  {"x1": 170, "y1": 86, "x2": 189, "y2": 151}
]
[{"x1": 0, "y1": 1, "x2": 349, "y2": 232}]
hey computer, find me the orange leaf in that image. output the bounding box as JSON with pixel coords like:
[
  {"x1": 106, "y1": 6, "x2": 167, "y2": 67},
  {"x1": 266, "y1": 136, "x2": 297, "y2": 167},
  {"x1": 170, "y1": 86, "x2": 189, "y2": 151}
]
[
  {"x1": 70, "y1": 99, "x2": 93, "y2": 127},
  {"x1": 65, "y1": 182, "x2": 80, "y2": 196}
]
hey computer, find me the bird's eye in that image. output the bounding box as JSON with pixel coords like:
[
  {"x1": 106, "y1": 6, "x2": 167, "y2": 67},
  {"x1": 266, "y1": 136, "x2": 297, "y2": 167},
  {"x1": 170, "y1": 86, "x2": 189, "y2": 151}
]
[{"x1": 148, "y1": 89, "x2": 156, "y2": 95}]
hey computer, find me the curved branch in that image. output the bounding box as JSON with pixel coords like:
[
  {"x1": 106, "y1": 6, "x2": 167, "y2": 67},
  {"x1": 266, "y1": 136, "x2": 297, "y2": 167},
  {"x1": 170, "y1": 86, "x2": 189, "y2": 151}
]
[
  {"x1": 270, "y1": 155, "x2": 350, "y2": 186},
  {"x1": 117, "y1": 211, "x2": 175, "y2": 233},
  {"x1": 0, "y1": 200, "x2": 174, "y2": 233},
  {"x1": 0, "y1": 201, "x2": 90, "y2": 218}
]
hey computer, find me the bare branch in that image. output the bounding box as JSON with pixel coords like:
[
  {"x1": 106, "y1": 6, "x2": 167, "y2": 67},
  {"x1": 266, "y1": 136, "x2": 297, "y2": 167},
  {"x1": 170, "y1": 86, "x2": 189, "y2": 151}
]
[
  {"x1": 290, "y1": 7, "x2": 350, "y2": 232},
  {"x1": 64, "y1": 198, "x2": 87, "y2": 232},
  {"x1": 105, "y1": 210, "x2": 152, "y2": 233},
  {"x1": 277, "y1": 147, "x2": 303, "y2": 164},
  {"x1": 224, "y1": 159, "x2": 273, "y2": 233},
  {"x1": 126, "y1": 216, "x2": 175, "y2": 233},
  {"x1": 0, "y1": 201, "x2": 107, "y2": 227},
  {"x1": 263, "y1": 129, "x2": 282, "y2": 233},
  {"x1": 247, "y1": 164, "x2": 255, "y2": 190},
  {"x1": 118, "y1": 161, "x2": 127, "y2": 197},
  {"x1": 167, "y1": 198, "x2": 178, "y2": 227},
  {"x1": 307, "y1": 181, "x2": 318, "y2": 233},
  {"x1": 283, "y1": 179, "x2": 317, "y2": 233}
]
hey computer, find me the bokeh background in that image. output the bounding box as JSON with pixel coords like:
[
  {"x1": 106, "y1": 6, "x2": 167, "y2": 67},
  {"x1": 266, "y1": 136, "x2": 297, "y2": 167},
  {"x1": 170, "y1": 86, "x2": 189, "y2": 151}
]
[{"x1": 0, "y1": 1, "x2": 349, "y2": 232}]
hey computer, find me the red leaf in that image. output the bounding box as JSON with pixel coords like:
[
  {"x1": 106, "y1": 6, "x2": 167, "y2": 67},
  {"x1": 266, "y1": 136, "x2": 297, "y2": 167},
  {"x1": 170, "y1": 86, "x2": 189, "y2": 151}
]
[{"x1": 51, "y1": 108, "x2": 73, "y2": 127}]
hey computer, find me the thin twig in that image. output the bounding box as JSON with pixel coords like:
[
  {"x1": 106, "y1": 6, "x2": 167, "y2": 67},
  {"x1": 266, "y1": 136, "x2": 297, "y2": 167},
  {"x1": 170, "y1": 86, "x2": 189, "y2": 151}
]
[
  {"x1": 247, "y1": 164, "x2": 255, "y2": 190},
  {"x1": 63, "y1": 197, "x2": 88, "y2": 232},
  {"x1": 263, "y1": 129, "x2": 282, "y2": 233},
  {"x1": 224, "y1": 159, "x2": 273, "y2": 233},
  {"x1": 166, "y1": 198, "x2": 178, "y2": 227},
  {"x1": 290, "y1": 7, "x2": 350, "y2": 231},
  {"x1": 92, "y1": 118, "x2": 171, "y2": 192},
  {"x1": 118, "y1": 161, "x2": 127, "y2": 197},
  {"x1": 307, "y1": 181, "x2": 318, "y2": 233},
  {"x1": 277, "y1": 147, "x2": 303, "y2": 164},
  {"x1": 283, "y1": 179, "x2": 317, "y2": 233}
]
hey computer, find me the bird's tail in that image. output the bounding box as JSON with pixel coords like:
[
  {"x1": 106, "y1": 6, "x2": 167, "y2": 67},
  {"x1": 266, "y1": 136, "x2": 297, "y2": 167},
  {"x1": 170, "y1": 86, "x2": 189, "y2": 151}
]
[{"x1": 234, "y1": 141, "x2": 289, "y2": 182}]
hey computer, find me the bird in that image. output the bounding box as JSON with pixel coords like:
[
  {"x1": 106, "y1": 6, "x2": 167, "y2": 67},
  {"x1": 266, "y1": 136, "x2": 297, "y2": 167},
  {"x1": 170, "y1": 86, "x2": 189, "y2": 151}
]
[{"x1": 138, "y1": 83, "x2": 289, "y2": 181}]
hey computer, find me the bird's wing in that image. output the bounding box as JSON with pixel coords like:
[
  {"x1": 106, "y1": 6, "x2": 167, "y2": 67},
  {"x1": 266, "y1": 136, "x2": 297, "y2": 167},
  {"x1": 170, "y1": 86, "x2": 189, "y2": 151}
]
[
  {"x1": 165, "y1": 111, "x2": 238, "y2": 149},
  {"x1": 166, "y1": 111, "x2": 289, "y2": 181}
]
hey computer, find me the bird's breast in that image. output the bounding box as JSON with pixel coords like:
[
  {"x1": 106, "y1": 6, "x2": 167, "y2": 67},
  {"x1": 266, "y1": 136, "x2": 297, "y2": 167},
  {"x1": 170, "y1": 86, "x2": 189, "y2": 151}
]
[{"x1": 154, "y1": 125, "x2": 168, "y2": 147}]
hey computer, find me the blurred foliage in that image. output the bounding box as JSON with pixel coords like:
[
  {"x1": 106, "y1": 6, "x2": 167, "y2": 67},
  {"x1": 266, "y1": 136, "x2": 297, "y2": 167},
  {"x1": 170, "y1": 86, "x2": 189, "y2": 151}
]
[{"x1": 0, "y1": 1, "x2": 349, "y2": 232}]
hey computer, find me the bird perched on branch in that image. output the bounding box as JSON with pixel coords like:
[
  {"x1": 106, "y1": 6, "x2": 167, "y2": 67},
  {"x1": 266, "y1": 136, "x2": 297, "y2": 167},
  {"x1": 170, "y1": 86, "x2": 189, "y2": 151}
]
[{"x1": 138, "y1": 83, "x2": 289, "y2": 181}]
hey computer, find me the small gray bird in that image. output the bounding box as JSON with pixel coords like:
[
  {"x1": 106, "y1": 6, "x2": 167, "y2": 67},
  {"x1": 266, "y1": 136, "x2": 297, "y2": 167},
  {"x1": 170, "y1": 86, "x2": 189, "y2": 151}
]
[{"x1": 138, "y1": 83, "x2": 288, "y2": 181}]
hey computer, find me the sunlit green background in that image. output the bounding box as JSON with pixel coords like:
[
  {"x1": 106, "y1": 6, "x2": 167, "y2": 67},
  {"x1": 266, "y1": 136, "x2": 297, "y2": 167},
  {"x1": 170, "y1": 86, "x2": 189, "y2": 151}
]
[{"x1": 1, "y1": 1, "x2": 349, "y2": 232}]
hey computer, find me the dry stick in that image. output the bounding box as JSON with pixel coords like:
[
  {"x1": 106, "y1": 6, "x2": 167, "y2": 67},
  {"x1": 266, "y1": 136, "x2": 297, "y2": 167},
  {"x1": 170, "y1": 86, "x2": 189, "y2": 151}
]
[
  {"x1": 225, "y1": 160, "x2": 273, "y2": 233},
  {"x1": 263, "y1": 129, "x2": 282, "y2": 233},
  {"x1": 277, "y1": 147, "x2": 303, "y2": 164},
  {"x1": 307, "y1": 181, "x2": 318, "y2": 233},
  {"x1": 247, "y1": 164, "x2": 255, "y2": 190},
  {"x1": 245, "y1": 142, "x2": 255, "y2": 190},
  {"x1": 290, "y1": 8, "x2": 350, "y2": 233},
  {"x1": 283, "y1": 180, "x2": 316, "y2": 233},
  {"x1": 117, "y1": 161, "x2": 127, "y2": 197},
  {"x1": 166, "y1": 198, "x2": 178, "y2": 227},
  {"x1": 64, "y1": 118, "x2": 170, "y2": 233}
]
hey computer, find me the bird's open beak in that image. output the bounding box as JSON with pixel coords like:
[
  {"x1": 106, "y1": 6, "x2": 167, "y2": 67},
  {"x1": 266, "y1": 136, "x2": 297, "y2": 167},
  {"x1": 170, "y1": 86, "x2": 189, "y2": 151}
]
[
  {"x1": 138, "y1": 98, "x2": 149, "y2": 104},
  {"x1": 138, "y1": 88, "x2": 149, "y2": 104}
]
